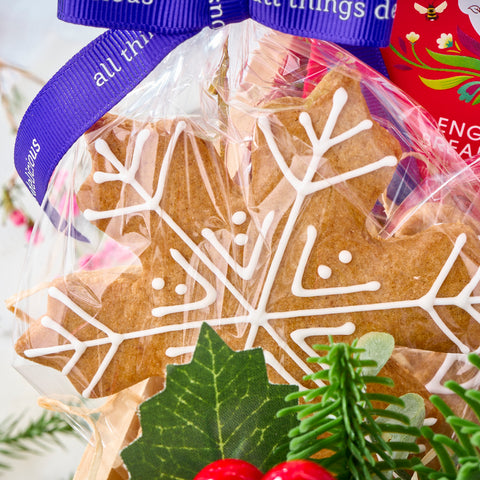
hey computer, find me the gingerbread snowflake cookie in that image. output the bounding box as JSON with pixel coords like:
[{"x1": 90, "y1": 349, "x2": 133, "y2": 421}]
[{"x1": 14, "y1": 71, "x2": 480, "y2": 399}]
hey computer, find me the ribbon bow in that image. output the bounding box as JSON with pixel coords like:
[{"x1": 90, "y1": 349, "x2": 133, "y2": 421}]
[
  {"x1": 58, "y1": 0, "x2": 395, "y2": 46},
  {"x1": 16, "y1": 0, "x2": 396, "y2": 203}
]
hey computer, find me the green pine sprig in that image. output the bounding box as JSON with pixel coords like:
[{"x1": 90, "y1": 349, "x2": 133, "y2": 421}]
[
  {"x1": 277, "y1": 337, "x2": 422, "y2": 480},
  {"x1": 0, "y1": 410, "x2": 78, "y2": 471},
  {"x1": 414, "y1": 353, "x2": 480, "y2": 480}
]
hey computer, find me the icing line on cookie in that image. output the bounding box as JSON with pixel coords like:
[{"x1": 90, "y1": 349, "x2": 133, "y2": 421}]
[
  {"x1": 262, "y1": 350, "x2": 305, "y2": 389},
  {"x1": 201, "y1": 210, "x2": 275, "y2": 281},
  {"x1": 291, "y1": 323, "x2": 356, "y2": 366},
  {"x1": 165, "y1": 346, "x2": 195, "y2": 357},
  {"x1": 292, "y1": 225, "x2": 381, "y2": 297},
  {"x1": 39, "y1": 316, "x2": 87, "y2": 376},
  {"x1": 93, "y1": 128, "x2": 150, "y2": 186},
  {"x1": 151, "y1": 249, "x2": 217, "y2": 317},
  {"x1": 27, "y1": 288, "x2": 252, "y2": 397},
  {"x1": 426, "y1": 351, "x2": 480, "y2": 394}
]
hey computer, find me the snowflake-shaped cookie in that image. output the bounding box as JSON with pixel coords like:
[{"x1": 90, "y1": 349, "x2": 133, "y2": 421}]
[{"x1": 14, "y1": 71, "x2": 480, "y2": 399}]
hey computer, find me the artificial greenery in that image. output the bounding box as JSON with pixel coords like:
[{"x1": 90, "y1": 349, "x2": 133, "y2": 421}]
[
  {"x1": 0, "y1": 410, "x2": 77, "y2": 471},
  {"x1": 277, "y1": 333, "x2": 423, "y2": 480},
  {"x1": 119, "y1": 327, "x2": 480, "y2": 480},
  {"x1": 122, "y1": 323, "x2": 299, "y2": 479},
  {"x1": 414, "y1": 353, "x2": 480, "y2": 480}
]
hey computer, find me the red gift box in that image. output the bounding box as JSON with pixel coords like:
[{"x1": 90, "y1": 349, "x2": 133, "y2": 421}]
[{"x1": 382, "y1": 0, "x2": 480, "y2": 160}]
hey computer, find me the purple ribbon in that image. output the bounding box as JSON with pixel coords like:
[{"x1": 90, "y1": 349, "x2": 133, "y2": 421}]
[
  {"x1": 16, "y1": 0, "x2": 397, "y2": 204},
  {"x1": 58, "y1": 0, "x2": 396, "y2": 47}
]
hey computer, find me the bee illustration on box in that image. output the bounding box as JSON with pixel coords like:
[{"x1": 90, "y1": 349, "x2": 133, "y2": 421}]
[{"x1": 414, "y1": 1, "x2": 448, "y2": 20}]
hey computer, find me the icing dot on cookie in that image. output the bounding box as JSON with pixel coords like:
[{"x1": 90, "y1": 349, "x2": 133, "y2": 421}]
[
  {"x1": 175, "y1": 284, "x2": 188, "y2": 295},
  {"x1": 317, "y1": 265, "x2": 332, "y2": 280},
  {"x1": 232, "y1": 211, "x2": 247, "y2": 225},
  {"x1": 234, "y1": 233, "x2": 248, "y2": 246},
  {"x1": 152, "y1": 278, "x2": 165, "y2": 290},
  {"x1": 339, "y1": 250, "x2": 352, "y2": 264}
]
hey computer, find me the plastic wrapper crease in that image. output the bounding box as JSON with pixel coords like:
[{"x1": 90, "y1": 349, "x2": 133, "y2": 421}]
[{"x1": 7, "y1": 22, "x2": 480, "y2": 459}]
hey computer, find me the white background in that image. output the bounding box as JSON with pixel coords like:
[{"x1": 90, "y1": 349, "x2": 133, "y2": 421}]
[{"x1": 0, "y1": 1, "x2": 102, "y2": 478}]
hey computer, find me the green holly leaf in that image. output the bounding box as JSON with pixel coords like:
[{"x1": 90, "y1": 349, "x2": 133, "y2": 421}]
[{"x1": 121, "y1": 323, "x2": 299, "y2": 479}]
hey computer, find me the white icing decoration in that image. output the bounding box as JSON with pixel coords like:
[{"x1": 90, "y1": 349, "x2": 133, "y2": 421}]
[
  {"x1": 166, "y1": 346, "x2": 195, "y2": 358},
  {"x1": 202, "y1": 210, "x2": 275, "y2": 281},
  {"x1": 37, "y1": 317, "x2": 87, "y2": 376},
  {"x1": 339, "y1": 250, "x2": 352, "y2": 264},
  {"x1": 292, "y1": 226, "x2": 381, "y2": 297},
  {"x1": 35, "y1": 287, "x2": 126, "y2": 398},
  {"x1": 175, "y1": 284, "x2": 187, "y2": 295},
  {"x1": 426, "y1": 350, "x2": 480, "y2": 394},
  {"x1": 84, "y1": 123, "x2": 185, "y2": 222},
  {"x1": 234, "y1": 233, "x2": 248, "y2": 247},
  {"x1": 151, "y1": 249, "x2": 217, "y2": 317},
  {"x1": 30, "y1": 287, "x2": 244, "y2": 398},
  {"x1": 263, "y1": 350, "x2": 306, "y2": 389},
  {"x1": 291, "y1": 323, "x2": 356, "y2": 369},
  {"x1": 317, "y1": 265, "x2": 332, "y2": 280},
  {"x1": 26, "y1": 86, "x2": 480, "y2": 398},
  {"x1": 232, "y1": 211, "x2": 247, "y2": 225},
  {"x1": 152, "y1": 278, "x2": 165, "y2": 290}
]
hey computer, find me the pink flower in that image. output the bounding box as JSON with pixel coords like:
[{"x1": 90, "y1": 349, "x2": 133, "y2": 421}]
[
  {"x1": 52, "y1": 170, "x2": 70, "y2": 193},
  {"x1": 78, "y1": 239, "x2": 136, "y2": 270},
  {"x1": 58, "y1": 193, "x2": 80, "y2": 217},
  {"x1": 25, "y1": 226, "x2": 43, "y2": 244},
  {"x1": 79, "y1": 253, "x2": 95, "y2": 270},
  {"x1": 9, "y1": 209, "x2": 27, "y2": 226}
]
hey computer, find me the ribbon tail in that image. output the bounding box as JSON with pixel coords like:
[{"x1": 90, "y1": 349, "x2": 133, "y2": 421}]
[
  {"x1": 15, "y1": 29, "x2": 194, "y2": 204},
  {"x1": 341, "y1": 44, "x2": 389, "y2": 78}
]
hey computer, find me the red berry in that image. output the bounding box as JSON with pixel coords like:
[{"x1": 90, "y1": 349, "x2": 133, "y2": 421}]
[
  {"x1": 262, "y1": 460, "x2": 335, "y2": 480},
  {"x1": 194, "y1": 459, "x2": 263, "y2": 480}
]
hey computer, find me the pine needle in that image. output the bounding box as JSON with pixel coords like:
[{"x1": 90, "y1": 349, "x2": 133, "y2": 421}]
[
  {"x1": 414, "y1": 354, "x2": 480, "y2": 480},
  {"x1": 277, "y1": 336, "x2": 423, "y2": 480},
  {"x1": 279, "y1": 335, "x2": 480, "y2": 480},
  {"x1": 0, "y1": 410, "x2": 79, "y2": 471}
]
